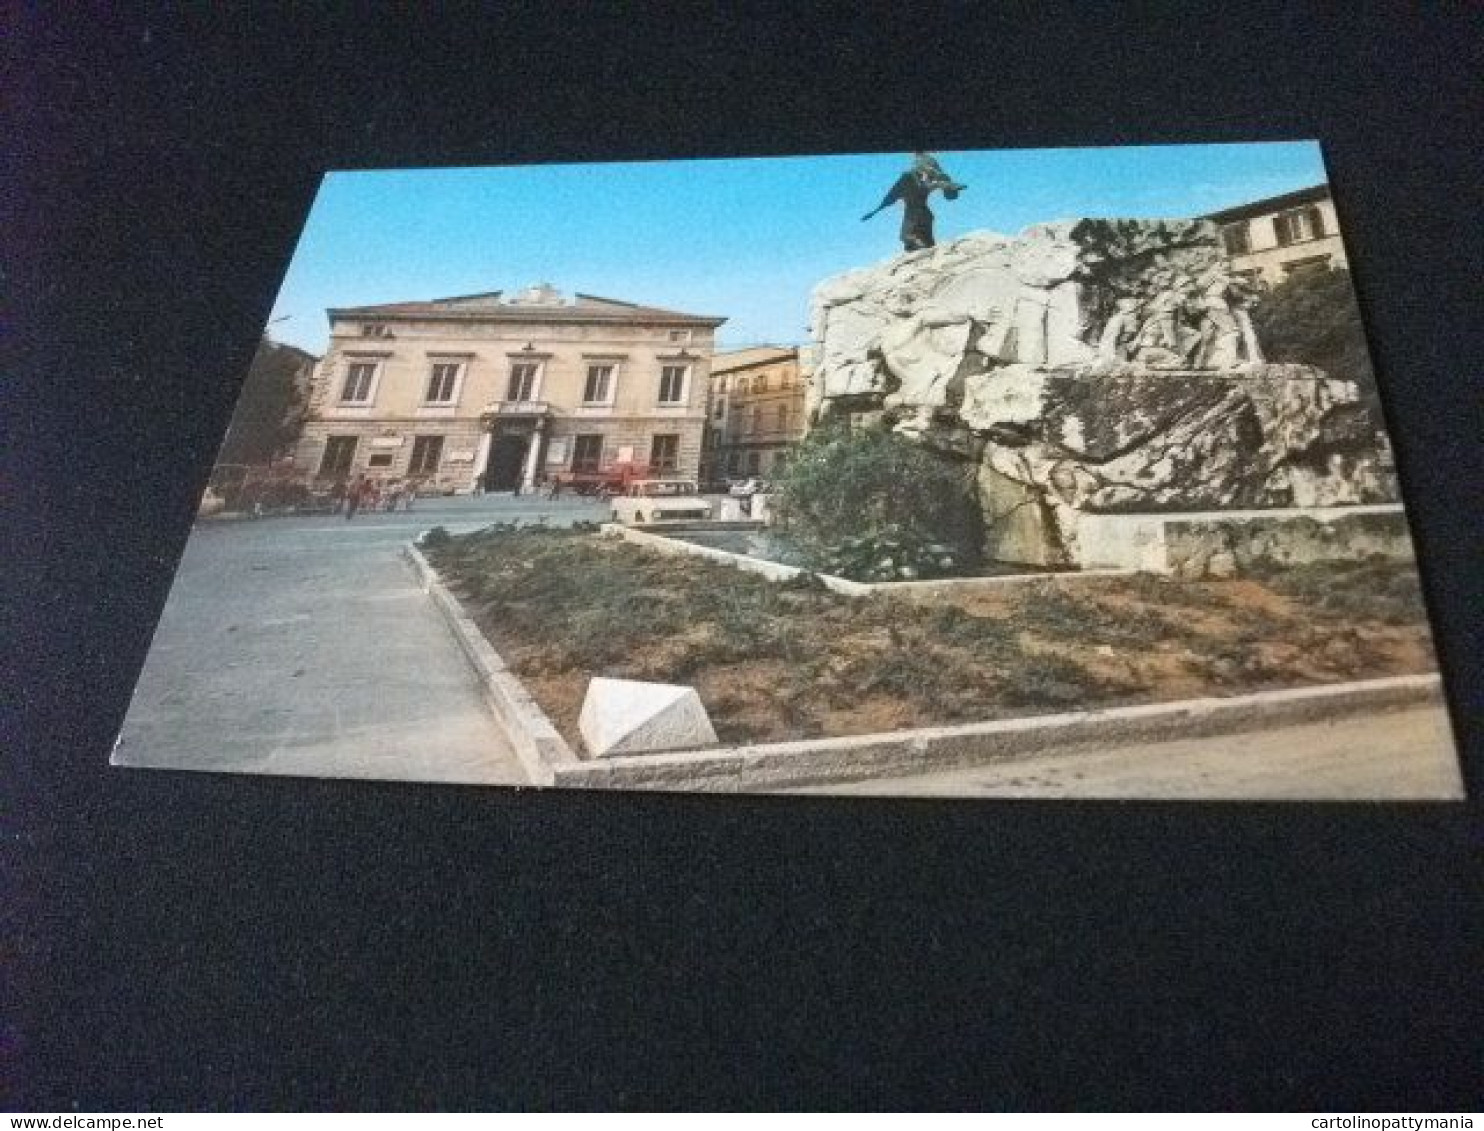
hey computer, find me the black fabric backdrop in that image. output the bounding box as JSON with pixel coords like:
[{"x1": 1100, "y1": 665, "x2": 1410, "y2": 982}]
[{"x1": 8, "y1": 2, "x2": 1482, "y2": 1111}]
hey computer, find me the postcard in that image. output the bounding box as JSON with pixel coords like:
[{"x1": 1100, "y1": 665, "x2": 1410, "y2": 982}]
[{"x1": 112, "y1": 142, "x2": 1463, "y2": 798}]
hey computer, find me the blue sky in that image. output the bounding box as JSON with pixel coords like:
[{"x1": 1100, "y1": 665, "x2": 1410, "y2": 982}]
[{"x1": 267, "y1": 141, "x2": 1328, "y2": 354}]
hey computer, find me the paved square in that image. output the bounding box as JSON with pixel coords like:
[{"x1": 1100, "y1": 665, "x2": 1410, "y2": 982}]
[{"x1": 113, "y1": 495, "x2": 607, "y2": 785}]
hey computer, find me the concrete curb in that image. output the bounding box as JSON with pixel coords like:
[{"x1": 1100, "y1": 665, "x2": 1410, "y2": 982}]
[
  {"x1": 404, "y1": 543, "x2": 578, "y2": 786},
  {"x1": 409, "y1": 538, "x2": 1443, "y2": 794},
  {"x1": 604, "y1": 523, "x2": 1137, "y2": 598},
  {"x1": 551, "y1": 674, "x2": 1445, "y2": 792}
]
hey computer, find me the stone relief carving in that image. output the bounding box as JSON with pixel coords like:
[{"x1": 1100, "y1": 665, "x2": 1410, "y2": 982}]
[{"x1": 808, "y1": 218, "x2": 1397, "y2": 566}]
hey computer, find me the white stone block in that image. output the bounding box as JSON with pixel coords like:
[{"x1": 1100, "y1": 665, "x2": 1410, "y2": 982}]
[{"x1": 578, "y1": 677, "x2": 719, "y2": 758}]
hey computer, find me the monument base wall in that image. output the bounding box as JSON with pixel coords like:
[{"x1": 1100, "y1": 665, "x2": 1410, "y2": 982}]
[{"x1": 1059, "y1": 504, "x2": 1413, "y2": 578}]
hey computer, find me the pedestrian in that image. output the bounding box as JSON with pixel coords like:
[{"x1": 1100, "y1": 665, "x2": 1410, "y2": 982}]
[{"x1": 344, "y1": 474, "x2": 365, "y2": 520}]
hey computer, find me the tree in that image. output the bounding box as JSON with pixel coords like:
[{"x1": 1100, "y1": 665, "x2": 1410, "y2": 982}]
[
  {"x1": 217, "y1": 338, "x2": 314, "y2": 466},
  {"x1": 771, "y1": 423, "x2": 983, "y2": 580},
  {"x1": 1249, "y1": 267, "x2": 1382, "y2": 417}
]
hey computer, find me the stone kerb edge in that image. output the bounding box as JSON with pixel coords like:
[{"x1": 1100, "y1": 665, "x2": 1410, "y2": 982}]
[
  {"x1": 602, "y1": 524, "x2": 871, "y2": 595},
  {"x1": 604, "y1": 524, "x2": 1140, "y2": 597},
  {"x1": 403, "y1": 543, "x2": 577, "y2": 786},
  {"x1": 548, "y1": 674, "x2": 1445, "y2": 792}
]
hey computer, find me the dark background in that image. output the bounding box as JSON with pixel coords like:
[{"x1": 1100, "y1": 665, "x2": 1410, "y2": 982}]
[{"x1": 8, "y1": 2, "x2": 1482, "y2": 1111}]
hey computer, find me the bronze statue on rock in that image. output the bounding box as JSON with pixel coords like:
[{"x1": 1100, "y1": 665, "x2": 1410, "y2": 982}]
[{"x1": 862, "y1": 152, "x2": 967, "y2": 251}]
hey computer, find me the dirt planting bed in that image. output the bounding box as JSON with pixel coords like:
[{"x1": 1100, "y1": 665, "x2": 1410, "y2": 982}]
[{"x1": 424, "y1": 527, "x2": 1438, "y2": 749}]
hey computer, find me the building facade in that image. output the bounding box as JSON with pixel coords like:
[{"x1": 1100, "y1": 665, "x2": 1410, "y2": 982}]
[
  {"x1": 704, "y1": 346, "x2": 811, "y2": 481},
  {"x1": 1204, "y1": 183, "x2": 1348, "y2": 287},
  {"x1": 295, "y1": 285, "x2": 724, "y2": 493}
]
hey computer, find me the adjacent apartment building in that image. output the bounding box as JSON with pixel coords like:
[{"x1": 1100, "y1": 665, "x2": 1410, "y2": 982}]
[
  {"x1": 1204, "y1": 183, "x2": 1348, "y2": 286},
  {"x1": 704, "y1": 346, "x2": 811, "y2": 482},
  {"x1": 295, "y1": 285, "x2": 725, "y2": 493}
]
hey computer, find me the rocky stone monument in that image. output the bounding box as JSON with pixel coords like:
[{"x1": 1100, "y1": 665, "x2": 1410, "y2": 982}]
[{"x1": 808, "y1": 219, "x2": 1408, "y2": 576}]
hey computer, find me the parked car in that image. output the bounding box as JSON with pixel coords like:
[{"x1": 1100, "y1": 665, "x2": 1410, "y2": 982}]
[
  {"x1": 728, "y1": 478, "x2": 762, "y2": 497},
  {"x1": 610, "y1": 480, "x2": 714, "y2": 525}
]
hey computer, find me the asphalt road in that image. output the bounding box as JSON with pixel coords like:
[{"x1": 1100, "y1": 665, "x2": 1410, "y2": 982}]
[{"x1": 112, "y1": 494, "x2": 608, "y2": 786}]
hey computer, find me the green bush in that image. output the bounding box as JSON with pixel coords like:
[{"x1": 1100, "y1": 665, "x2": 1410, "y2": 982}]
[
  {"x1": 771, "y1": 425, "x2": 982, "y2": 581},
  {"x1": 1249, "y1": 267, "x2": 1382, "y2": 420}
]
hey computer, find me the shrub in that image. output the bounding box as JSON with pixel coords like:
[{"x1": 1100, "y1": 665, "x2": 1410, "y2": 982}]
[
  {"x1": 770, "y1": 424, "x2": 982, "y2": 580},
  {"x1": 812, "y1": 524, "x2": 963, "y2": 582},
  {"x1": 1249, "y1": 267, "x2": 1382, "y2": 420}
]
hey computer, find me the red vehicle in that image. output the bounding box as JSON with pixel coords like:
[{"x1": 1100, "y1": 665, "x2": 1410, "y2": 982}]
[{"x1": 550, "y1": 461, "x2": 656, "y2": 496}]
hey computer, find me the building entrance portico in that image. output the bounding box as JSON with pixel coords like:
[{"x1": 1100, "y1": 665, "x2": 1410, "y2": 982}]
[
  {"x1": 483, "y1": 434, "x2": 528, "y2": 492},
  {"x1": 478, "y1": 406, "x2": 549, "y2": 493}
]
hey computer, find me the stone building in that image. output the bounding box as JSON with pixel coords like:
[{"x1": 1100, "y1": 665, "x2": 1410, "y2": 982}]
[
  {"x1": 295, "y1": 285, "x2": 724, "y2": 492},
  {"x1": 1204, "y1": 184, "x2": 1348, "y2": 287},
  {"x1": 704, "y1": 346, "x2": 811, "y2": 481}
]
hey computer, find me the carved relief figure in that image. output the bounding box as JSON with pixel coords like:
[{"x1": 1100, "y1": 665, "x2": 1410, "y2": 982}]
[
  {"x1": 1129, "y1": 271, "x2": 1197, "y2": 368},
  {"x1": 876, "y1": 286, "x2": 978, "y2": 435},
  {"x1": 1095, "y1": 295, "x2": 1143, "y2": 363},
  {"x1": 1190, "y1": 266, "x2": 1243, "y2": 369}
]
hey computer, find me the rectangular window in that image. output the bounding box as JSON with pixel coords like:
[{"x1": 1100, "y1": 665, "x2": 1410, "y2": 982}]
[
  {"x1": 424, "y1": 362, "x2": 461, "y2": 404},
  {"x1": 583, "y1": 364, "x2": 615, "y2": 404},
  {"x1": 746, "y1": 451, "x2": 761, "y2": 475},
  {"x1": 1281, "y1": 254, "x2": 1332, "y2": 278},
  {"x1": 320, "y1": 436, "x2": 358, "y2": 475},
  {"x1": 572, "y1": 434, "x2": 603, "y2": 472},
  {"x1": 507, "y1": 361, "x2": 541, "y2": 402},
  {"x1": 658, "y1": 365, "x2": 687, "y2": 404},
  {"x1": 713, "y1": 397, "x2": 725, "y2": 420},
  {"x1": 367, "y1": 452, "x2": 394, "y2": 468},
  {"x1": 408, "y1": 436, "x2": 444, "y2": 475},
  {"x1": 1222, "y1": 222, "x2": 1250, "y2": 255},
  {"x1": 340, "y1": 362, "x2": 377, "y2": 403},
  {"x1": 668, "y1": 329, "x2": 691, "y2": 342},
  {"x1": 776, "y1": 404, "x2": 790, "y2": 432},
  {"x1": 1274, "y1": 207, "x2": 1325, "y2": 246},
  {"x1": 650, "y1": 434, "x2": 680, "y2": 472}
]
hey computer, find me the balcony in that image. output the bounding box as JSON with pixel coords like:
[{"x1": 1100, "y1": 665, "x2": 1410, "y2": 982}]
[{"x1": 481, "y1": 400, "x2": 551, "y2": 422}]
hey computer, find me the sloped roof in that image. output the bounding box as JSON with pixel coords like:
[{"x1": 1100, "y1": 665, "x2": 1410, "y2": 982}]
[
  {"x1": 1203, "y1": 183, "x2": 1330, "y2": 224},
  {"x1": 328, "y1": 287, "x2": 726, "y2": 326},
  {"x1": 710, "y1": 345, "x2": 798, "y2": 374}
]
